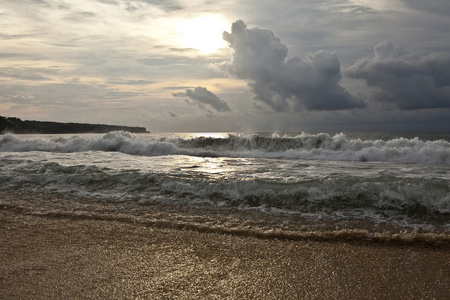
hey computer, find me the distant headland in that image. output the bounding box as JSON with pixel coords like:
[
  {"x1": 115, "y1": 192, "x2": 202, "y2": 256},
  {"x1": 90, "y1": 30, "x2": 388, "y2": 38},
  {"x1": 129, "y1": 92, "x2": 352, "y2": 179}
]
[{"x1": 0, "y1": 116, "x2": 149, "y2": 134}]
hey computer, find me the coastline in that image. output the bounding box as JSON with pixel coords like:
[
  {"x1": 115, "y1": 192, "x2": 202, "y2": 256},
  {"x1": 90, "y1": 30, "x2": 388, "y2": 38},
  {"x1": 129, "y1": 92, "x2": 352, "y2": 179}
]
[
  {"x1": 0, "y1": 116, "x2": 148, "y2": 134},
  {"x1": 1, "y1": 206, "x2": 449, "y2": 299}
]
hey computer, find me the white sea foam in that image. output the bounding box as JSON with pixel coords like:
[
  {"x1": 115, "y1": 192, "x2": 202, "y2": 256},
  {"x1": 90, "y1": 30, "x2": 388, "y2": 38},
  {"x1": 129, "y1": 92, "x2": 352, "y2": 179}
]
[
  {"x1": 1, "y1": 132, "x2": 449, "y2": 164},
  {"x1": 1, "y1": 132, "x2": 449, "y2": 233}
]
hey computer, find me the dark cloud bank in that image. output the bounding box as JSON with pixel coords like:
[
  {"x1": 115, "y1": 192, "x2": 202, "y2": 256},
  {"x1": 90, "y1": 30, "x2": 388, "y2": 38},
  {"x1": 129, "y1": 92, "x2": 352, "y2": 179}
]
[
  {"x1": 219, "y1": 20, "x2": 450, "y2": 113},
  {"x1": 345, "y1": 41, "x2": 450, "y2": 110},
  {"x1": 221, "y1": 20, "x2": 365, "y2": 112},
  {"x1": 174, "y1": 20, "x2": 450, "y2": 117}
]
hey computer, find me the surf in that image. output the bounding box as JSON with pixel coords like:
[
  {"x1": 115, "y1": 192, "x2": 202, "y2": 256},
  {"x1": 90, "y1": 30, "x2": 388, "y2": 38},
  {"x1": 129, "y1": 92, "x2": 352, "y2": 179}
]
[{"x1": 1, "y1": 132, "x2": 449, "y2": 164}]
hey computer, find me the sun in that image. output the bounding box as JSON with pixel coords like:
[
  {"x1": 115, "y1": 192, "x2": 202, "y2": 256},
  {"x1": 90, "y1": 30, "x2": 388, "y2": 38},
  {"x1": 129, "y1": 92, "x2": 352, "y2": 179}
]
[{"x1": 176, "y1": 15, "x2": 229, "y2": 53}]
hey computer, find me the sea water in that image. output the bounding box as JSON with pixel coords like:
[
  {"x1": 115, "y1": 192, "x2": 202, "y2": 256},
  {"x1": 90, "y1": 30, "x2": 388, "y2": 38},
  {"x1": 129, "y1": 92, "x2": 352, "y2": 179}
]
[{"x1": 1, "y1": 131, "x2": 449, "y2": 244}]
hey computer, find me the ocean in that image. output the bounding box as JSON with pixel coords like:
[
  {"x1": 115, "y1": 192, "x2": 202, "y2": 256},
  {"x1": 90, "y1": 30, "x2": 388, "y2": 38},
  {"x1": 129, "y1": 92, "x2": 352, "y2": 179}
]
[{"x1": 1, "y1": 131, "x2": 449, "y2": 245}]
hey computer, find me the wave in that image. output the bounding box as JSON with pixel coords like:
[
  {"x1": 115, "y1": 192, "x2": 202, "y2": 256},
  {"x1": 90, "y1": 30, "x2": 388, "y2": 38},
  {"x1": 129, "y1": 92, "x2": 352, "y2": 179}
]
[
  {"x1": 2, "y1": 159, "x2": 449, "y2": 230},
  {"x1": 1, "y1": 131, "x2": 450, "y2": 163}
]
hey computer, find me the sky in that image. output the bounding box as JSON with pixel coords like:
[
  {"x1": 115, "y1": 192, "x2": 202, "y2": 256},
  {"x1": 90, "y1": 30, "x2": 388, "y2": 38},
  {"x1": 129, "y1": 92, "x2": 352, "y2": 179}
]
[{"x1": 1, "y1": 0, "x2": 450, "y2": 132}]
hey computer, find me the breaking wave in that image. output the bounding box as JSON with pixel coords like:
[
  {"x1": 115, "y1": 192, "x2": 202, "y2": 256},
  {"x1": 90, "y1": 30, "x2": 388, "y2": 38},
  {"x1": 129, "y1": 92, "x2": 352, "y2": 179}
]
[
  {"x1": 2, "y1": 158, "x2": 449, "y2": 231},
  {"x1": 1, "y1": 131, "x2": 449, "y2": 235},
  {"x1": 1, "y1": 131, "x2": 449, "y2": 164}
]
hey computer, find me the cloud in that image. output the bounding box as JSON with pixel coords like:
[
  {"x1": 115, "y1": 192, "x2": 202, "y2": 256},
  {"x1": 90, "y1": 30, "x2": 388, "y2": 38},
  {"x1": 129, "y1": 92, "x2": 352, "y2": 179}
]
[
  {"x1": 173, "y1": 86, "x2": 231, "y2": 112},
  {"x1": 345, "y1": 41, "x2": 450, "y2": 110},
  {"x1": 169, "y1": 47, "x2": 198, "y2": 53},
  {"x1": 400, "y1": 0, "x2": 450, "y2": 15},
  {"x1": 0, "y1": 82, "x2": 140, "y2": 106},
  {"x1": 106, "y1": 79, "x2": 153, "y2": 85},
  {"x1": 0, "y1": 67, "x2": 57, "y2": 81},
  {"x1": 221, "y1": 20, "x2": 365, "y2": 112},
  {"x1": 167, "y1": 110, "x2": 178, "y2": 117},
  {"x1": 139, "y1": 0, "x2": 183, "y2": 12}
]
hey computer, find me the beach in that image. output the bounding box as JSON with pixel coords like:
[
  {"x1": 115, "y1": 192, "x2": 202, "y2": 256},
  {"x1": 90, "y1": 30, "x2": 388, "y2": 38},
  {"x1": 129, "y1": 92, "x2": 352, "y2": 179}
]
[
  {"x1": 1, "y1": 200, "x2": 449, "y2": 300},
  {"x1": 1, "y1": 132, "x2": 449, "y2": 299}
]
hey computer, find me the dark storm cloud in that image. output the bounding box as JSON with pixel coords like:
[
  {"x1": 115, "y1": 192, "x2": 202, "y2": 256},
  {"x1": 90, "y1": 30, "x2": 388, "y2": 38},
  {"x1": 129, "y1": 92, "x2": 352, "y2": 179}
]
[
  {"x1": 173, "y1": 86, "x2": 231, "y2": 112},
  {"x1": 345, "y1": 41, "x2": 450, "y2": 110},
  {"x1": 221, "y1": 20, "x2": 364, "y2": 112}
]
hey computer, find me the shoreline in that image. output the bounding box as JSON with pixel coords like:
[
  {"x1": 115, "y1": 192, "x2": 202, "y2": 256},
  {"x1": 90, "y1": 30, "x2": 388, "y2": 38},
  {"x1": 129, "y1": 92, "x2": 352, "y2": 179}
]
[
  {"x1": 2, "y1": 190, "x2": 449, "y2": 248},
  {"x1": 1, "y1": 209, "x2": 449, "y2": 299}
]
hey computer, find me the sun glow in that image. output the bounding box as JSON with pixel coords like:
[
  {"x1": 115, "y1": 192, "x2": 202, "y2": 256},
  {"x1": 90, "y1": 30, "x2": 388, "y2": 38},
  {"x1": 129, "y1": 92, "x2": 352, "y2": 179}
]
[{"x1": 176, "y1": 15, "x2": 229, "y2": 53}]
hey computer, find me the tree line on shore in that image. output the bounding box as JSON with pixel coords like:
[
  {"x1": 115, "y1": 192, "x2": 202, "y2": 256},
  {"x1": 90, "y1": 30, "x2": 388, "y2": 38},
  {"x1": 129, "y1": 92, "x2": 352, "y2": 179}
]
[{"x1": 0, "y1": 116, "x2": 148, "y2": 134}]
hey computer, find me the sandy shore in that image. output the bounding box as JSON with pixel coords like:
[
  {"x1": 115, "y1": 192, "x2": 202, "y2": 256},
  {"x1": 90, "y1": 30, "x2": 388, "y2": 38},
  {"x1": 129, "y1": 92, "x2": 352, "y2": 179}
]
[{"x1": 1, "y1": 209, "x2": 449, "y2": 300}]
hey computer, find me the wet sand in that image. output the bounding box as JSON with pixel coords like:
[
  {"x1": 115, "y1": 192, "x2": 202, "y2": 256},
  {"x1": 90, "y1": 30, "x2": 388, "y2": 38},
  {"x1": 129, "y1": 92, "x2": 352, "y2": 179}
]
[{"x1": 1, "y1": 209, "x2": 449, "y2": 300}]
